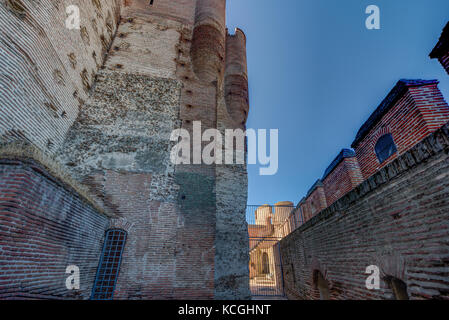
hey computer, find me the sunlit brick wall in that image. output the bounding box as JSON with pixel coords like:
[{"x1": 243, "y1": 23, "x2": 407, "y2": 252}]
[
  {"x1": 354, "y1": 82, "x2": 449, "y2": 180},
  {"x1": 322, "y1": 157, "x2": 363, "y2": 207},
  {"x1": 280, "y1": 123, "x2": 449, "y2": 300}
]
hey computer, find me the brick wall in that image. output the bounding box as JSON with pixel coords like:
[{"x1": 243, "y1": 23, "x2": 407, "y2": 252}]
[
  {"x1": 0, "y1": 157, "x2": 109, "y2": 299},
  {"x1": 0, "y1": 0, "x2": 251, "y2": 300},
  {"x1": 301, "y1": 181, "x2": 327, "y2": 222},
  {"x1": 280, "y1": 122, "x2": 449, "y2": 300},
  {"x1": 323, "y1": 158, "x2": 358, "y2": 207},
  {"x1": 0, "y1": 0, "x2": 121, "y2": 154},
  {"x1": 322, "y1": 150, "x2": 364, "y2": 207},
  {"x1": 353, "y1": 81, "x2": 449, "y2": 180},
  {"x1": 124, "y1": 0, "x2": 196, "y2": 25},
  {"x1": 56, "y1": 0, "x2": 250, "y2": 299}
]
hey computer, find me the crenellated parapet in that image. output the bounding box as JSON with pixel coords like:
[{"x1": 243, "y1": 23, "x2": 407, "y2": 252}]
[
  {"x1": 190, "y1": 0, "x2": 227, "y2": 83},
  {"x1": 225, "y1": 28, "x2": 249, "y2": 127}
]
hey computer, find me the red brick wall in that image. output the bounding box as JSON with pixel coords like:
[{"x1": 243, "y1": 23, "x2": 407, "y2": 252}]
[
  {"x1": 0, "y1": 159, "x2": 109, "y2": 299},
  {"x1": 302, "y1": 186, "x2": 327, "y2": 222},
  {"x1": 355, "y1": 85, "x2": 449, "y2": 179},
  {"x1": 323, "y1": 157, "x2": 363, "y2": 207},
  {"x1": 90, "y1": 170, "x2": 216, "y2": 300},
  {"x1": 280, "y1": 123, "x2": 449, "y2": 300},
  {"x1": 0, "y1": 0, "x2": 121, "y2": 154}
]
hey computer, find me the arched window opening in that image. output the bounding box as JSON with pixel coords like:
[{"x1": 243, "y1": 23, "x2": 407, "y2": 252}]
[
  {"x1": 261, "y1": 252, "x2": 270, "y2": 275},
  {"x1": 91, "y1": 229, "x2": 127, "y2": 300},
  {"x1": 383, "y1": 276, "x2": 409, "y2": 300},
  {"x1": 313, "y1": 270, "x2": 330, "y2": 300},
  {"x1": 375, "y1": 133, "x2": 397, "y2": 164}
]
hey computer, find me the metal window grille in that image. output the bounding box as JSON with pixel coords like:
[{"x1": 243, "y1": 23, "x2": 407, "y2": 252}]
[{"x1": 91, "y1": 229, "x2": 127, "y2": 300}]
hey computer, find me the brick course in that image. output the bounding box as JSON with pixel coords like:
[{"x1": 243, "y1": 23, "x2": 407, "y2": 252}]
[
  {"x1": 353, "y1": 81, "x2": 449, "y2": 180},
  {"x1": 0, "y1": 0, "x2": 121, "y2": 154},
  {"x1": 0, "y1": 158, "x2": 109, "y2": 299},
  {"x1": 280, "y1": 122, "x2": 449, "y2": 300},
  {"x1": 323, "y1": 157, "x2": 363, "y2": 207}
]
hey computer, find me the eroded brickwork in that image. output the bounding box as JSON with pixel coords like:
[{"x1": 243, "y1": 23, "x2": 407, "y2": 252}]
[
  {"x1": 299, "y1": 181, "x2": 328, "y2": 222},
  {"x1": 280, "y1": 123, "x2": 449, "y2": 300},
  {"x1": 0, "y1": 156, "x2": 109, "y2": 299},
  {"x1": 0, "y1": 0, "x2": 121, "y2": 154},
  {"x1": 353, "y1": 81, "x2": 449, "y2": 180},
  {"x1": 322, "y1": 154, "x2": 363, "y2": 207},
  {"x1": 54, "y1": 0, "x2": 251, "y2": 299}
]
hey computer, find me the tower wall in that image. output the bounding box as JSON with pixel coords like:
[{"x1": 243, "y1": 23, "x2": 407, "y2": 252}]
[
  {"x1": 190, "y1": 0, "x2": 226, "y2": 83},
  {"x1": 225, "y1": 29, "x2": 249, "y2": 127},
  {"x1": 0, "y1": 0, "x2": 121, "y2": 154},
  {"x1": 123, "y1": 0, "x2": 196, "y2": 24},
  {"x1": 54, "y1": 0, "x2": 251, "y2": 300}
]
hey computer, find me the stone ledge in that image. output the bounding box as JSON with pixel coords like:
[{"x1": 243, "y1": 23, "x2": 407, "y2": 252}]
[
  {"x1": 289, "y1": 120, "x2": 449, "y2": 236},
  {"x1": 0, "y1": 141, "x2": 113, "y2": 218}
]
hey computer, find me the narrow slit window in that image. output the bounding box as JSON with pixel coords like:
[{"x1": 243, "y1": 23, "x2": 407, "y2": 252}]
[
  {"x1": 91, "y1": 229, "x2": 127, "y2": 300},
  {"x1": 150, "y1": 0, "x2": 154, "y2": 5},
  {"x1": 375, "y1": 133, "x2": 397, "y2": 164}
]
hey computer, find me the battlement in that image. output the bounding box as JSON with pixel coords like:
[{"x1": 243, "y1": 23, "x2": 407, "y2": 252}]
[{"x1": 294, "y1": 79, "x2": 449, "y2": 225}]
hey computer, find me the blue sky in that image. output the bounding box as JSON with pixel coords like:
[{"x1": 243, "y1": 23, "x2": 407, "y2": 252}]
[{"x1": 226, "y1": 0, "x2": 449, "y2": 206}]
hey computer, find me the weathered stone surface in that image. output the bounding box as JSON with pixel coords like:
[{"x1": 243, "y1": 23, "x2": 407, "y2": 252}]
[
  {"x1": 1, "y1": 0, "x2": 251, "y2": 300},
  {"x1": 0, "y1": 0, "x2": 121, "y2": 154}
]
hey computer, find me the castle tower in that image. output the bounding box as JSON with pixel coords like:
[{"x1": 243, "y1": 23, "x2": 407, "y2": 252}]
[
  {"x1": 191, "y1": 0, "x2": 227, "y2": 83},
  {"x1": 0, "y1": 0, "x2": 251, "y2": 300},
  {"x1": 225, "y1": 28, "x2": 249, "y2": 128}
]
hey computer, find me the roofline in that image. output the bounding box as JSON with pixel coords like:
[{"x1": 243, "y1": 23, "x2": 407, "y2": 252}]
[
  {"x1": 351, "y1": 79, "x2": 439, "y2": 148},
  {"x1": 322, "y1": 149, "x2": 357, "y2": 181},
  {"x1": 430, "y1": 22, "x2": 449, "y2": 59}
]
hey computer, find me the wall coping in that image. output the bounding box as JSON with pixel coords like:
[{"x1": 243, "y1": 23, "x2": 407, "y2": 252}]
[
  {"x1": 322, "y1": 148, "x2": 356, "y2": 181},
  {"x1": 287, "y1": 121, "x2": 449, "y2": 237},
  {"x1": 351, "y1": 79, "x2": 439, "y2": 148},
  {"x1": 305, "y1": 179, "x2": 324, "y2": 198},
  {"x1": 0, "y1": 141, "x2": 113, "y2": 218}
]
